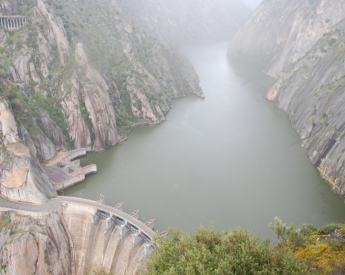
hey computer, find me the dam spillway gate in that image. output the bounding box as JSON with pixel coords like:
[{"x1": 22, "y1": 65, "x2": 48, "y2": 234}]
[
  {"x1": 0, "y1": 16, "x2": 26, "y2": 29},
  {"x1": 91, "y1": 209, "x2": 154, "y2": 253}
]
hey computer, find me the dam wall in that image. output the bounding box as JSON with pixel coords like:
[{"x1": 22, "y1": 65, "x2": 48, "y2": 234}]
[{"x1": 62, "y1": 202, "x2": 151, "y2": 275}]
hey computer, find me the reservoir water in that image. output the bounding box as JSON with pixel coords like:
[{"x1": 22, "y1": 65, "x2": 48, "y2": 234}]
[{"x1": 63, "y1": 42, "x2": 345, "y2": 239}]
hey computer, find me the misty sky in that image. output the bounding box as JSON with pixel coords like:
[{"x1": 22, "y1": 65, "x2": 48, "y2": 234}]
[{"x1": 243, "y1": 0, "x2": 262, "y2": 10}]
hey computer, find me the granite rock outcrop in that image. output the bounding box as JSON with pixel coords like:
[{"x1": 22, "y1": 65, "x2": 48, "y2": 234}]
[
  {"x1": 228, "y1": 0, "x2": 345, "y2": 78},
  {"x1": 268, "y1": 20, "x2": 345, "y2": 201},
  {"x1": 0, "y1": 0, "x2": 204, "y2": 157},
  {"x1": 0, "y1": 210, "x2": 71, "y2": 275},
  {"x1": 229, "y1": 0, "x2": 345, "y2": 201},
  {"x1": 0, "y1": 98, "x2": 57, "y2": 203}
]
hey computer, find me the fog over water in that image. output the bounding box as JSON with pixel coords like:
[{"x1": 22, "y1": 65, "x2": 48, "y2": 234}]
[{"x1": 63, "y1": 42, "x2": 345, "y2": 239}]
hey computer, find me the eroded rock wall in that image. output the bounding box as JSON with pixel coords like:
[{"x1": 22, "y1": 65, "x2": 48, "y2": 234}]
[
  {"x1": 228, "y1": 0, "x2": 345, "y2": 77},
  {"x1": 0, "y1": 209, "x2": 71, "y2": 275},
  {"x1": 229, "y1": 0, "x2": 345, "y2": 201},
  {"x1": 0, "y1": 0, "x2": 204, "y2": 156},
  {"x1": 268, "y1": 21, "x2": 345, "y2": 201},
  {"x1": 0, "y1": 98, "x2": 57, "y2": 203}
]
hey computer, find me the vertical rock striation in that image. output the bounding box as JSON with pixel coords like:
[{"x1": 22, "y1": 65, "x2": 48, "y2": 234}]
[
  {"x1": 229, "y1": 0, "x2": 345, "y2": 201},
  {"x1": 0, "y1": 98, "x2": 57, "y2": 203},
  {"x1": 0, "y1": 210, "x2": 71, "y2": 275},
  {"x1": 228, "y1": 0, "x2": 345, "y2": 78}
]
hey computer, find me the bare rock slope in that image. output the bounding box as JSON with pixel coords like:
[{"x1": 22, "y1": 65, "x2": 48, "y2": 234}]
[
  {"x1": 229, "y1": 0, "x2": 345, "y2": 201},
  {"x1": 0, "y1": 98, "x2": 56, "y2": 204},
  {"x1": 0, "y1": 210, "x2": 71, "y2": 275},
  {"x1": 269, "y1": 21, "x2": 345, "y2": 201},
  {"x1": 228, "y1": 0, "x2": 345, "y2": 77}
]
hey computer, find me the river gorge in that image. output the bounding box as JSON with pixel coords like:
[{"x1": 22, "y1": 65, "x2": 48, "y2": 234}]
[{"x1": 63, "y1": 42, "x2": 345, "y2": 239}]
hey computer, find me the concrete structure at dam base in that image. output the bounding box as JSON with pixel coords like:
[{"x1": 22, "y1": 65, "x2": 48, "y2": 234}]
[{"x1": 0, "y1": 195, "x2": 160, "y2": 275}]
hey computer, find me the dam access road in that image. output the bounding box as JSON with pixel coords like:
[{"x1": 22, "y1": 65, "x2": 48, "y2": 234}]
[{"x1": 0, "y1": 195, "x2": 155, "y2": 238}]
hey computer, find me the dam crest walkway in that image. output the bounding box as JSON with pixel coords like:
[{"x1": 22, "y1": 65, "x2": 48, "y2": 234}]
[{"x1": 0, "y1": 195, "x2": 155, "y2": 240}]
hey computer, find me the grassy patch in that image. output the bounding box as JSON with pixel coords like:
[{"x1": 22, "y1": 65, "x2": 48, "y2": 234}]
[{"x1": 0, "y1": 219, "x2": 11, "y2": 232}]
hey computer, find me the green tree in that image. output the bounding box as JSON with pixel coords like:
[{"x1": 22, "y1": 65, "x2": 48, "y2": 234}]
[{"x1": 146, "y1": 224, "x2": 309, "y2": 275}]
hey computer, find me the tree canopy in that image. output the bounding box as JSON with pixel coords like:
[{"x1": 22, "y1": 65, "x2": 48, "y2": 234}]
[{"x1": 146, "y1": 224, "x2": 309, "y2": 275}]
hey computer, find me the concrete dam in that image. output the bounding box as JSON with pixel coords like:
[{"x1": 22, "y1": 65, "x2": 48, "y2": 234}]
[{"x1": 0, "y1": 196, "x2": 158, "y2": 275}]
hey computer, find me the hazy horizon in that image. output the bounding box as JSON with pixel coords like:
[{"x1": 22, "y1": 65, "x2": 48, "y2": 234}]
[{"x1": 243, "y1": 0, "x2": 262, "y2": 10}]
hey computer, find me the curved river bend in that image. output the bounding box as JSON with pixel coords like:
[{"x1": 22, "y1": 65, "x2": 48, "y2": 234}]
[{"x1": 63, "y1": 42, "x2": 345, "y2": 239}]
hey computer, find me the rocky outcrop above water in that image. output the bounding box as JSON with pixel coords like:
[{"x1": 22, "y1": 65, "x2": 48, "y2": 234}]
[
  {"x1": 228, "y1": 0, "x2": 345, "y2": 78},
  {"x1": 0, "y1": 0, "x2": 204, "y2": 156},
  {"x1": 0, "y1": 99, "x2": 57, "y2": 203},
  {"x1": 268, "y1": 21, "x2": 345, "y2": 201},
  {"x1": 229, "y1": 0, "x2": 345, "y2": 201},
  {"x1": 0, "y1": 210, "x2": 71, "y2": 275},
  {"x1": 111, "y1": 0, "x2": 250, "y2": 45}
]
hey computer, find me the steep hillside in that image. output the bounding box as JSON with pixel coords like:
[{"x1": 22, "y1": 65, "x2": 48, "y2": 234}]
[
  {"x1": 0, "y1": 98, "x2": 57, "y2": 203},
  {"x1": 268, "y1": 21, "x2": 345, "y2": 201},
  {"x1": 0, "y1": 210, "x2": 71, "y2": 274},
  {"x1": 228, "y1": 0, "x2": 345, "y2": 201},
  {"x1": 0, "y1": 0, "x2": 203, "y2": 155},
  {"x1": 0, "y1": 0, "x2": 203, "y2": 202},
  {"x1": 228, "y1": 0, "x2": 345, "y2": 78},
  {"x1": 111, "y1": 0, "x2": 250, "y2": 45}
]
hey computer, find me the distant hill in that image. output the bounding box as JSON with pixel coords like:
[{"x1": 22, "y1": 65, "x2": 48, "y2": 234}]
[{"x1": 111, "y1": 0, "x2": 251, "y2": 45}]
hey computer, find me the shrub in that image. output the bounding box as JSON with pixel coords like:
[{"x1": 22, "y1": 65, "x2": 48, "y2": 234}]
[
  {"x1": 10, "y1": 100, "x2": 16, "y2": 109},
  {"x1": 318, "y1": 223, "x2": 341, "y2": 235},
  {"x1": 10, "y1": 83, "x2": 18, "y2": 92},
  {"x1": 300, "y1": 224, "x2": 318, "y2": 236},
  {"x1": 269, "y1": 217, "x2": 300, "y2": 245},
  {"x1": 6, "y1": 38, "x2": 13, "y2": 45},
  {"x1": 116, "y1": 121, "x2": 122, "y2": 127},
  {"x1": 0, "y1": 69, "x2": 5, "y2": 78},
  {"x1": 0, "y1": 46, "x2": 4, "y2": 54},
  {"x1": 146, "y1": 225, "x2": 309, "y2": 275},
  {"x1": 46, "y1": 193, "x2": 52, "y2": 200}
]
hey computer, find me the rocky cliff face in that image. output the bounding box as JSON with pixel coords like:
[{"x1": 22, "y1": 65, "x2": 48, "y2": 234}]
[
  {"x1": 0, "y1": 210, "x2": 71, "y2": 275},
  {"x1": 228, "y1": 0, "x2": 345, "y2": 78},
  {"x1": 0, "y1": 98, "x2": 57, "y2": 203},
  {"x1": 268, "y1": 21, "x2": 345, "y2": 201},
  {"x1": 229, "y1": 0, "x2": 345, "y2": 201},
  {"x1": 0, "y1": 0, "x2": 204, "y2": 159},
  {"x1": 111, "y1": 0, "x2": 250, "y2": 45}
]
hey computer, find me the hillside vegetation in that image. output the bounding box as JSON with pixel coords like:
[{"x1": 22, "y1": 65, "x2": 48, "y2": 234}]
[{"x1": 0, "y1": 0, "x2": 203, "y2": 161}]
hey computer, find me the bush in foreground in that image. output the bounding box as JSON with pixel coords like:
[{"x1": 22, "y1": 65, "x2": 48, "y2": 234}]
[
  {"x1": 269, "y1": 217, "x2": 345, "y2": 274},
  {"x1": 146, "y1": 224, "x2": 309, "y2": 275}
]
